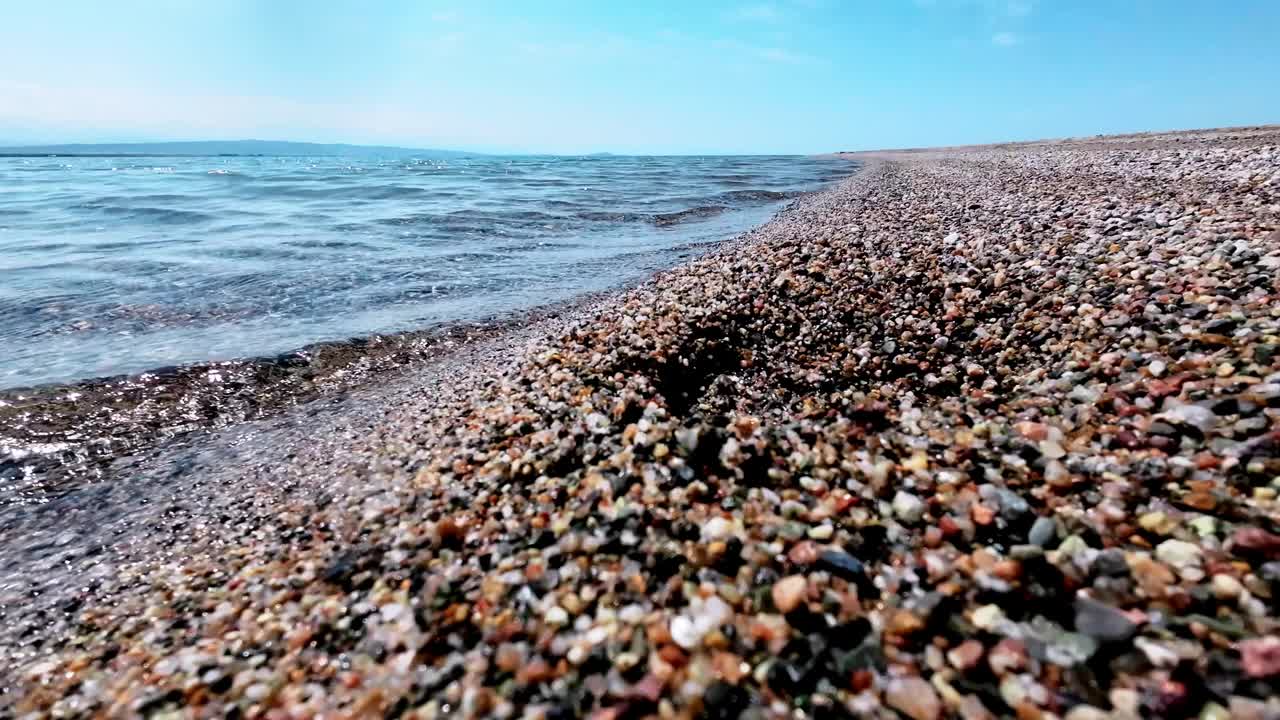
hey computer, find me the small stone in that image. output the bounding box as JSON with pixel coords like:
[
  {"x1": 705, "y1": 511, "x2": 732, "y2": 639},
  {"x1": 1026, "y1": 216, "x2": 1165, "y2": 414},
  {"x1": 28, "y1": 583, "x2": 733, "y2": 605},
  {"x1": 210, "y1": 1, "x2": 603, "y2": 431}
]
[
  {"x1": 1134, "y1": 637, "x2": 1179, "y2": 668},
  {"x1": 670, "y1": 615, "x2": 699, "y2": 649},
  {"x1": 817, "y1": 550, "x2": 867, "y2": 584},
  {"x1": 1229, "y1": 696, "x2": 1269, "y2": 720},
  {"x1": 972, "y1": 604, "x2": 1006, "y2": 631},
  {"x1": 1199, "y1": 702, "x2": 1230, "y2": 720},
  {"x1": 1156, "y1": 539, "x2": 1203, "y2": 569},
  {"x1": 1139, "y1": 511, "x2": 1176, "y2": 535},
  {"x1": 1157, "y1": 402, "x2": 1217, "y2": 434},
  {"x1": 1239, "y1": 636, "x2": 1280, "y2": 678},
  {"x1": 886, "y1": 609, "x2": 925, "y2": 638},
  {"x1": 893, "y1": 491, "x2": 926, "y2": 523},
  {"x1": 1189, "y1": 516, "x2": 1217, "y2": 537},
  {"x1": 1015, "y1": 421, "x2": 1049, "y2": 442},
  {"x1": 545, "y1": 606, "x2": 570, "y2": 626},
  {"x1": 994, "y1": 488, "x2": 1031, "y2": 522},
  {"x1": 1232, "y1": 527, "x2": 1280, "y2": 558},
  {"x1": 495, "y1": 644, "x2": 526, "y2": 672},
  {"x1": 807, "y1": 523, "x2": 834, "y2": 541},
  {"x1": 1057, "y1": 534, "x2": 1089, "y2": 557},
  {"x1": 947, "y1": 640, "x2": 985, "y2": 671},
  {"x1": 518, "y1": 658, "x2": 554, "y2": 685},
  {"x1": 1003, "y1": 677, "x2": 1037, "y2": 710},
  {"x1": 788, "y1": 540, "x2": 820, "y2": 565},
  {"x1": 1093, "y1": 548, "x2": 1129, "y2": 577},
  {"x1": 1110, "y1": 688, "x2": 1140, "y2": 716},
  {"x1": 1028, "y1": 516, "x2": 1056, "y2": 547},
  {"x1": 771, "y1": 575, "x2": 808, "y2": 614},
  {"x1": 958, "y1": 695, "x2": 995, "y2": 720},
  {"x1": 1043, "y1": 460, "x2": 1071, "y2": 487},
  {"x1": 1182, "y1": 491, "x2": 1217, "y2": 511},
  {"x1": 703, "y1": 516, "x2": 734, "y2": 541},
  {"x1": 988, "y1": 638, "x2": 1027, "y2": 674},
  {"x1": 885, "y1": 677, "x2": 942, "y2": 720},
  {"x1": 1074, "y1": 596, "x2": 1137, "y2": 643},
  {"x1": 1064, "y1": 707, "x2": 1109, "y2": 720},
  {"x1": 1038, "y1": 440, "x2": 1066, "y2": 459},
  {"x1": 971, "y1": 503, "x2": 995, "y2": 526},
  {"x1": 1130, "y1": 554, "x2": 1177, "y2": 597},
  {"x1": 1211, "y1": 574, "x2": 1244, "y2": 600}
]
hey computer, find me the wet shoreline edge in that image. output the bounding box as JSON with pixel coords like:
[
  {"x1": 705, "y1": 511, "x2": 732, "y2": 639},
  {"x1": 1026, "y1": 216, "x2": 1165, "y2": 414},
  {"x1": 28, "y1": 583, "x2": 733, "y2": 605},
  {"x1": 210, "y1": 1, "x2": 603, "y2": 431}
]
[{"x1": 0, "y1": 184, "x2": 853, "y2": 508}]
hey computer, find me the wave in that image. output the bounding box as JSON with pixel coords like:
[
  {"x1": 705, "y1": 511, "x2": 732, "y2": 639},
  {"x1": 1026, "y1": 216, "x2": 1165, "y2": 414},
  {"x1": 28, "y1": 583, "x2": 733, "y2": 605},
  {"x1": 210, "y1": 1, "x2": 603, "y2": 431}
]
[
  {"x1": 78, "y1": 202, "x2": 216, "y2": 225},
  {"x1": 651, "y1": 204, "x2": 728, "y2": 227},
  {"x1": 574, "y1": 210, "x2": 647, "y2": 223},
  {"x1": 717, "y1": 189, "x2": 802, "y2": 203}
]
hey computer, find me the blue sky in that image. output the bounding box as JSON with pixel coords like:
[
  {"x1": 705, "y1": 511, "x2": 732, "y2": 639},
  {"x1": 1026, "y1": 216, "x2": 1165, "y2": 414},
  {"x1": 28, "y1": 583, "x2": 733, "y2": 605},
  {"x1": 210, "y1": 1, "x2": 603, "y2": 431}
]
[{"x1": 1, "y1": 1, "x2": 1276, "y2": 154}]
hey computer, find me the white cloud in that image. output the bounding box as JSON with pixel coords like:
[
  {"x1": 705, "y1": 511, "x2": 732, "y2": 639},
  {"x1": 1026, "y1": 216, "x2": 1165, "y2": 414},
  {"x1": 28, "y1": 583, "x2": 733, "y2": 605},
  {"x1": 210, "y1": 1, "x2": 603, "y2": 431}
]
[
  {"x1": 713, "y1": 39, "x2": 822, "y2": 66},
  {"x1": 0, "y1": 81, "x2": 469, "y2": 145},
  {"x1": 992, "y1": 31, "x2": 1021, "y2": 46},
  {"x1": 735, "y1": 3, "x2": 781, "y2": 22}
]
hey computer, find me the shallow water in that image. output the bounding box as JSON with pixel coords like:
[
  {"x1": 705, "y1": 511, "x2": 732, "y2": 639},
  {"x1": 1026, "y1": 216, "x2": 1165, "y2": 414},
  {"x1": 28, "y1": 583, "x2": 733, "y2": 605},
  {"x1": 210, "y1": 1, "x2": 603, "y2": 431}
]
[{"x1": 0, "y1": 153, "x2": 849, "y2": 388}]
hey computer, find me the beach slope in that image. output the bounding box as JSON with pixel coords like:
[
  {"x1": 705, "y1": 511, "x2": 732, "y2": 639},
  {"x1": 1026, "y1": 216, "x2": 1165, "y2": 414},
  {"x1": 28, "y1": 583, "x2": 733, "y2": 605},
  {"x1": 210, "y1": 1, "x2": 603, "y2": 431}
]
[{"x1": 8, "y1": 127, "x2": 1280, "y2": 718}]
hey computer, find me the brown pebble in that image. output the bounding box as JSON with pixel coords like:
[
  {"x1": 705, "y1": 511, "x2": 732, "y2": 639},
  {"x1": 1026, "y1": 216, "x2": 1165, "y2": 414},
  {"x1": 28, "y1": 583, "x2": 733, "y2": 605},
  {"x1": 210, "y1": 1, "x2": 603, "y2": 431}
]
[
  {"x1": 772, "y1": 575, "x2": 808, "y2": 614},
  {"x1": 948, "y1": 639, "x2": 985, "y2": 671},
  {"x1": 992, "y1": 560, "x2": 1022, "y2": 581},
  {"x1": 972, "y1": 504, "x2": 995, "y2": 526},
  {"x1": 886, "y1": 609, "x2": 926, "y2": 639},
  {"x1": 657, "y1": 644, "x2": 688, "y2": 667},
  {"x1": 518, "y1": 658, "x2": 554, "y2": 685},
  {"x1": 850, "y1": 669, "x2": 874, "y2": 692}
]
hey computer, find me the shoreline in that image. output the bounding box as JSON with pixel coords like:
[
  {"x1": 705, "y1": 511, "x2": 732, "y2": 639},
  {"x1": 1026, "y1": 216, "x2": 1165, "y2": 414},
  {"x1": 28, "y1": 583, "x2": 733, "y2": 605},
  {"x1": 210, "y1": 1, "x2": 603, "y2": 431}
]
[
  {"x1": 0, "y1": 294, "x2": 641, "y2": 508},
  {"x1": 6, "y1": 127, "x2": 1280, "y2": 717},
  {"x1": 0, "y1": 186, "x2": 843, "y2": 509}
]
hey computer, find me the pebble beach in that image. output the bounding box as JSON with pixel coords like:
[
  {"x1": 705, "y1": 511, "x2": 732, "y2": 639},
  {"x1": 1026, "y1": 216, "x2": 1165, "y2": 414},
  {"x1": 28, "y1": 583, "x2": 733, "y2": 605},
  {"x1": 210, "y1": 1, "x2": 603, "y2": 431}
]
[{"x1": 5, "y1": 126, "x2": 1280, "y2": 718}]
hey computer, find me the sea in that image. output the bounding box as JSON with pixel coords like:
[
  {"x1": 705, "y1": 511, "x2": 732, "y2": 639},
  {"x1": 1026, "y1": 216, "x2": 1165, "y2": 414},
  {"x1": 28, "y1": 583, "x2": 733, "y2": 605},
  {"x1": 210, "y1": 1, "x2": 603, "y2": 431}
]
[
  {"x1": 0, "y1": 153, "x2": 849, "y2": 388},
  {"x1": 0, "y1": 152, "x2": 851, "y2": 501}
]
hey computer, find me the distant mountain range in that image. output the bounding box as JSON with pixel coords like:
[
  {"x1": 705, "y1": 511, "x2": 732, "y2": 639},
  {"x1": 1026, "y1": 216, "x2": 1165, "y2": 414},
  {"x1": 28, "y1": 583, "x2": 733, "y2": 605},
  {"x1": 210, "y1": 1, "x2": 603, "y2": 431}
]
[{"x1": 0, "y1": 140, "x2": 481, "y2": 158}]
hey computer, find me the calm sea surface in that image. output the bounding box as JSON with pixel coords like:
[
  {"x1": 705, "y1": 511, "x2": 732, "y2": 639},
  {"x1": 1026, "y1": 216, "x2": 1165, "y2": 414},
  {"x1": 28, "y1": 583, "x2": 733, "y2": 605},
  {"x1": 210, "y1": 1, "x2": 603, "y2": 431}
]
[{"x1": 0, "y1": 154, "x2": 848, "y2": 388}]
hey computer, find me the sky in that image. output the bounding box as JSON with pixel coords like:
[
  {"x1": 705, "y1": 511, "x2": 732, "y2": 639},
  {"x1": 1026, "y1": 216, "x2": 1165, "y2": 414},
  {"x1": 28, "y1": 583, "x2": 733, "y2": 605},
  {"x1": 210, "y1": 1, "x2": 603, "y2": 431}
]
[{"x1": 1, "y1": 1, "x2": 1277, "y2": 154}]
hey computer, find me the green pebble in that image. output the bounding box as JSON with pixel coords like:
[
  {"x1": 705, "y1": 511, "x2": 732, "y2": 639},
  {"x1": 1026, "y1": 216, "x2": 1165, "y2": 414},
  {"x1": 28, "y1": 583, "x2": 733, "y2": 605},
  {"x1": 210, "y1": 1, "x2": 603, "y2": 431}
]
[
  {"x1": 1058, "y1": 534, "x2": 1089, "y2": 557},
  {"x1": 1189, "y1": 516, "x2": 1217, "y2": 537}
]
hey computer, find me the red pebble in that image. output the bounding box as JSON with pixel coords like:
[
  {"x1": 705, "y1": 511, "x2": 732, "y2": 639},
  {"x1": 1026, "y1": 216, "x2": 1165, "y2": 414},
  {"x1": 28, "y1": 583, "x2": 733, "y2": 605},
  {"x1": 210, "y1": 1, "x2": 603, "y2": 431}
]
[
  {"x1": 939, "y1": 515, "x2": 961, "y2": 537},
  {"x1": 1232, "y1": 528, "x2": 1280, "y2": 558}
]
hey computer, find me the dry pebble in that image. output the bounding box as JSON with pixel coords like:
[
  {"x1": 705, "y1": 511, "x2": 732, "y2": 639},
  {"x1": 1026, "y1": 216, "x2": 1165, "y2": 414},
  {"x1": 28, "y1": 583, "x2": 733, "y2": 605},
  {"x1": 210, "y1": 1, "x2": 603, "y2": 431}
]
[{"x1": 4, "y1": 126, "x2": 1280, "y2": 719}]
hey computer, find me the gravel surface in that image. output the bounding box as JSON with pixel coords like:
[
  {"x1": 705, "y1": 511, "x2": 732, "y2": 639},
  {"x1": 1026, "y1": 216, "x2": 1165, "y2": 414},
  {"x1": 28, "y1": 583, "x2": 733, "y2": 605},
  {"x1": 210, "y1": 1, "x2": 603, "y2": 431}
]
[{"x1": 5, "y1": 127, "x2": 1280, "y2": 719}]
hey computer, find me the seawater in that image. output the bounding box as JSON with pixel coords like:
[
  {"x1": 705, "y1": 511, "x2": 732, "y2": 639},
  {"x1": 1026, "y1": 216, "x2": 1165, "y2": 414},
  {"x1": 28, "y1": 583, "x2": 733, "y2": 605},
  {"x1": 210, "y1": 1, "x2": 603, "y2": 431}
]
[{"x1": 0, "y1": 154, "x2": 849, "y2": 388}]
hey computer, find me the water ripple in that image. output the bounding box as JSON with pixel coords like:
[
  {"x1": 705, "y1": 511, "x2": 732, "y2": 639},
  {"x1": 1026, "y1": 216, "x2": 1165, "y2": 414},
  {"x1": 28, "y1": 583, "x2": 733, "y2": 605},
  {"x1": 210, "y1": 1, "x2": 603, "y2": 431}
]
[{"x1": 0, "y1": 154, "x2": 851, "y2": 387}]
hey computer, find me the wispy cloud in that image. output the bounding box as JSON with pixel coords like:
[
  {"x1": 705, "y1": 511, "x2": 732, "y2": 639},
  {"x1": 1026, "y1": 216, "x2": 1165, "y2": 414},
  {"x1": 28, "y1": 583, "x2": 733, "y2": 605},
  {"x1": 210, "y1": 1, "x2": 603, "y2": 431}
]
[
  {"x1": 1003, "y1": 0, "x2": 1035, "y2": 17},
  {"x1": 914, "y1": 0, "x2": 1035, "y2": 17},
  {"x1": 734, "y1": 3, "x2": 781, "y2": 22},
  {"x1": 439, "y1": 32, "x2": 467, "y2": 55},
  {"x1": 991, "y1": 31, "x2": 1021, "y2": 46},
  {"x1": 713, "y1": 39, "x2": 822, "y2": 66}
]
